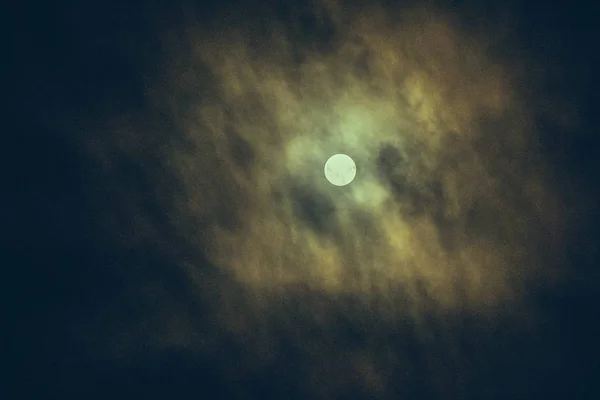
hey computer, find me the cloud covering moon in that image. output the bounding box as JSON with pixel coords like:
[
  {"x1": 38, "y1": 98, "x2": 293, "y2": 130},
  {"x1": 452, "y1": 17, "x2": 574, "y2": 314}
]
[
  {"x1": 139, "y1": 3, "x2": 566, "y2": 311},
  {"x1": 71, "y1": 1, "x2": 590, "y2": 397}
]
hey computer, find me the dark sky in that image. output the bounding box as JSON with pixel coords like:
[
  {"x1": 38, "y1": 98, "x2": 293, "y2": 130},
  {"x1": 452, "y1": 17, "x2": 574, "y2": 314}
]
[{"x1": 4, "y1": 1, "x2": 600, "y2": 399}]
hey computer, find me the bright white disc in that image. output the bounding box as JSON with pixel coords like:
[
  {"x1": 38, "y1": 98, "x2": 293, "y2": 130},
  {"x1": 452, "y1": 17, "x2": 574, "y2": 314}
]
[{"x1": 324, "y1": 154, "x2": 356, "y2": 186}]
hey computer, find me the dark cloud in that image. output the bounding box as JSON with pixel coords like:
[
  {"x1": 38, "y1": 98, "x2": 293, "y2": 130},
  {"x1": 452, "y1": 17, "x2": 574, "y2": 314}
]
[
  {"x1": 290, "y1": 182, "x2": 337, "y2": 234},
  {"x1": 226, "y1": 126, "x2": 256, "y2": 170}
]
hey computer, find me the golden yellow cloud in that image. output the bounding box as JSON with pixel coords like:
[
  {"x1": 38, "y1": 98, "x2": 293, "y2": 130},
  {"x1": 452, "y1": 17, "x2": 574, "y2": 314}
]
[
  {"x1": 78, "y1": 1, "x2": 577, "y2": 396},
  {"x1": 137, "y1": 1, "x2": 566, "y2": 318}
]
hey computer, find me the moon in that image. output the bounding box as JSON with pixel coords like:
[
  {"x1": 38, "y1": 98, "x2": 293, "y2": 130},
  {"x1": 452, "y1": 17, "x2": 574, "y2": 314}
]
[{"x1": 324, "y1": 154, "x2": 357, "y2": 186}]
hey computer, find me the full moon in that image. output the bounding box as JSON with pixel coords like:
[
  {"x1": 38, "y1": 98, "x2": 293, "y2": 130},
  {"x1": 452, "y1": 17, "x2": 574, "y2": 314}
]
[{"x1": 324, "y1": 154, "x2": 357, "y2": 186}]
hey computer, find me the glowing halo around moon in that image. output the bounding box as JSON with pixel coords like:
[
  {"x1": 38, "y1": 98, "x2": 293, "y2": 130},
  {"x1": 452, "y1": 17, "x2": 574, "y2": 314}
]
[{"x1": 324, "y1": 154, "x2": 357, "y2": 186}]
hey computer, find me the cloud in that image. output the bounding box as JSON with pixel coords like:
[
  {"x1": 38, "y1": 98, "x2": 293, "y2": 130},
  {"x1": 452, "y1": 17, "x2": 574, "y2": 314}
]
[{"x1": 74, "y1": 1, "x2": 584, "y2": 397}]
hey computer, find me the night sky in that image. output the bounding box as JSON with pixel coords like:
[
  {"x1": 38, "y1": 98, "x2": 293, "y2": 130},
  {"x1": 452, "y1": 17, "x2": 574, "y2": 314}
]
[{"x1": 4, "y1": 1, "x2": 600, "y2": 399}]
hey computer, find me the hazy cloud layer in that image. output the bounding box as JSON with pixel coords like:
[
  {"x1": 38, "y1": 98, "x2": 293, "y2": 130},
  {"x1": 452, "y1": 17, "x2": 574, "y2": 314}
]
[{"x1": 74, "y1": 1, "x2": 586, "y2": 397}]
